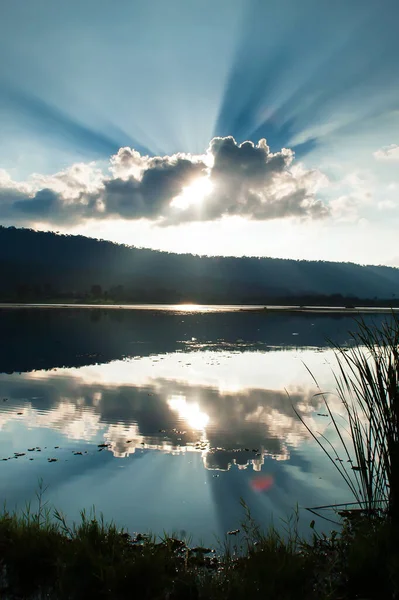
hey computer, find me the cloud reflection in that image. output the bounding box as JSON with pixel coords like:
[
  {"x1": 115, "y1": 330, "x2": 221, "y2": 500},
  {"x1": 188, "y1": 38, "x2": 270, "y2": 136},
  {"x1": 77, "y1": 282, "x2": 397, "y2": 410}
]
[{"x1": 0, "y1": 349, "x2": 338, "y2": 469}]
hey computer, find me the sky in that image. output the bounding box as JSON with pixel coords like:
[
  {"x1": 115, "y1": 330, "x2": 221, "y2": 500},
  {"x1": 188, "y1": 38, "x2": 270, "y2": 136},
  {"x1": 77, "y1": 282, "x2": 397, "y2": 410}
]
[{"x1": 0, "y1": 0, "x2": 398, "y2": 265}]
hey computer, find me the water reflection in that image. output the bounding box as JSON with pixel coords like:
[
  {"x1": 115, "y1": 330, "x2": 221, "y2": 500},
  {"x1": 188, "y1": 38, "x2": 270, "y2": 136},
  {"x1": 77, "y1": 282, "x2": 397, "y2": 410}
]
[
  {"x1": 0, "y1": 309, "x2": 392, "y2": 542},
  {"x1": 0, "y1": 350, "x2": 338, "y2": 470},
  {"x1": 0, "y1": 307, "x2": 391, "y2": 373}
]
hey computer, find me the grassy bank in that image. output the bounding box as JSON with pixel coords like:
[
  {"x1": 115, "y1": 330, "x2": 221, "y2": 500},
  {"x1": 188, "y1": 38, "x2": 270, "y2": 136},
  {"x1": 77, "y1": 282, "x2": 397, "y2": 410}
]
[{"x1": 1, "y1": 498, "x2": 399, "y2": 600}]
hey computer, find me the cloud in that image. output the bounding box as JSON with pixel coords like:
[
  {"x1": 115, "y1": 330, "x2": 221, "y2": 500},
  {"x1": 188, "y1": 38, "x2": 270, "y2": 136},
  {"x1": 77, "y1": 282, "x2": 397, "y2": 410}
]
[
  {"x1": 329, "y1": 195, "x2": 362, "y2": 222},
  {"x1": 0, "y1": 137, "x2": 329, "y2": 227},
  {"x1": 328, "y1": 170, "x2": 374, "y2": 222},
  {"x1": 167, "y1": 137, "x2": 328, "y2": 223},
  {"x1": 373, "y1": 144, "x2": 399, "y2": 161},
  {"x1": 378, "y1": 200, "x2": 397, "y2": 210},
  {"x1": 104, "y1": 153, "x2": 205, "y2": 219}
]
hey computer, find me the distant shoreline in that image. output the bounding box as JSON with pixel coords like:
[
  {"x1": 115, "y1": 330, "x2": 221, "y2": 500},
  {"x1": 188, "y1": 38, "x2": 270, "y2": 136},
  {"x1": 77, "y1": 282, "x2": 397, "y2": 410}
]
[{"x1": 0, "y1": 302, "x2": 398, "y2": 314}]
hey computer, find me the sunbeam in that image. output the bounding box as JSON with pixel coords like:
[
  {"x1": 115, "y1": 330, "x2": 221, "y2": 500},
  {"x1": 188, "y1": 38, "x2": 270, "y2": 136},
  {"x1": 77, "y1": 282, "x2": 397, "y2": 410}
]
[{"x1": 0, "y1": 0, "x2": 398, "y2": 263}]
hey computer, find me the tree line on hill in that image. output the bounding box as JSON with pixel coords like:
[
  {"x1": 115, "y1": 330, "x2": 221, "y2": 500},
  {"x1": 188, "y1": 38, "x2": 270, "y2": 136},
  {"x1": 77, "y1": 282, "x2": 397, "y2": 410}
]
[{"x1": 1, "y1": 225, "x2": 398, "y2": 305}]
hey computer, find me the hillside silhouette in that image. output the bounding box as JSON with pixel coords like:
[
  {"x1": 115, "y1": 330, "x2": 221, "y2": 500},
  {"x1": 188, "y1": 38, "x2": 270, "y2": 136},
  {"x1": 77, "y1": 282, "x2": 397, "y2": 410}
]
[{"x1": 0, "y1": 226, "x2": 398, "y2": 304}]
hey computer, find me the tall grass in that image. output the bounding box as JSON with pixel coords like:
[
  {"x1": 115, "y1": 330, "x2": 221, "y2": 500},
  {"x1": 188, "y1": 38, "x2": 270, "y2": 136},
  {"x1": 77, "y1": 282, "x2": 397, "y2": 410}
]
[
  {"x1": 2, "y1": 486, "x2": 399, "y2": 599},
  {"x1": 295, "y1": 315, "x2": 399, "y2": 521},
  {"x1": 0, "y1": 495, "x2": 317, "y2": 600}
]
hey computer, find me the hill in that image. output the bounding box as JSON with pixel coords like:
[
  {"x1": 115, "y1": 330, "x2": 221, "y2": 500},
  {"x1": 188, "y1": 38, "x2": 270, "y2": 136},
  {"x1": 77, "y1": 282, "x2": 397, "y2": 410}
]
[{"x1": 0, "y1": 226, "x2": 398, "y2": 304}]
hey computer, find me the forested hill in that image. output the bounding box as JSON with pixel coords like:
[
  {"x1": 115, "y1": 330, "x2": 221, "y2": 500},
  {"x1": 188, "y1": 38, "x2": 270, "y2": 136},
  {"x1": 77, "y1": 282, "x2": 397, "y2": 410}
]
[{"x1": 0, "y1": 225, "x2": 398, "y2": 304}]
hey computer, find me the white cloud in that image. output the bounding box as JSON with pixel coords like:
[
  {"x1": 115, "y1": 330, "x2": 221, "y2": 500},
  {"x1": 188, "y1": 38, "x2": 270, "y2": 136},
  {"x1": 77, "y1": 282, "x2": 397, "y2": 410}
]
[
  {"x1": 327, "y1": 170, "x2": 374, "y2": 222},
  {"x1": 330, "y1": 195, "x2": 361, "y2": 222},
  {"x1": 378, "y1": 200, "x2": 397, "y2": 210},
  {"x1": 373, "y1": 144, "x2": 399, "y2": 161},
  {"x1": 0, "y1": 137, "x2": 329, "y2": 227}
]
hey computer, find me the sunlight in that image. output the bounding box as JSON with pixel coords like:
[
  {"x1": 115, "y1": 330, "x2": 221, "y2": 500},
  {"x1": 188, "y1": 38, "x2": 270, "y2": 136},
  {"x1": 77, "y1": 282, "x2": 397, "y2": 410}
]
[
  {"x1": 167, "y1": 394, "x2": 209, "y2": 430},
  {"x1": 173, "y1": 303, "x2": 203, "y2": 312},
  {"x1": 170, "y1": 177, "x2": 213, "y2": 210}
]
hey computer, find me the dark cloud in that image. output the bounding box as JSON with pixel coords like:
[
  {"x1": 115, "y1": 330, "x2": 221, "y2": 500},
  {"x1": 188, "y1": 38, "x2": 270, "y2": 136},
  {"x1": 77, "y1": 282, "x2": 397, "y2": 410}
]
[
  {"x1": 0, "y1": 137, "x2": 329, "y2": 226},
  {"x1": 104, "y1": 156, "x2": 205, "y2": 219},
  {"x1": 14, "y1": 189, "x2": 61, "y2": 216},
  {"x1": 0, "y1": 186, "x2": 63, "y2": 224},
  {"x1": 0, "y1": 186, "x2": 91, "y2": 224},
  {"x1": 162, "y1": 138, "x2": 328, "y2": 224},
  {"x1": 210, "y1": 137, "x2": 289, "y2": 184}
]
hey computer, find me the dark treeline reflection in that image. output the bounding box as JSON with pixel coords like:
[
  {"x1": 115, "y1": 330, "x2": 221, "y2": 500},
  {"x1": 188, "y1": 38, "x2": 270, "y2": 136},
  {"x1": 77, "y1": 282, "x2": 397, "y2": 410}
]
[{"x1": 0, "y1": 308, "x2": 392, "y2": 374}]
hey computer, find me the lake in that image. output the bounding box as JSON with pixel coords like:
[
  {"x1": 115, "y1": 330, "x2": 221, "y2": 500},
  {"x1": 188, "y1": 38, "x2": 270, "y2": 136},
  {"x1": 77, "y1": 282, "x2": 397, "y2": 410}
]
[{"x1": 0, "y1": 306, "x2": 393, "y2": 544}]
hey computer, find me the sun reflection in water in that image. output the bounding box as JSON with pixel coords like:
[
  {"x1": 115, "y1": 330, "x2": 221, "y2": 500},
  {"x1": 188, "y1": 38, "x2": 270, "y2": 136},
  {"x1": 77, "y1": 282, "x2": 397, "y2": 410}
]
[
  {"x1": 172, "y1": 303, "x2": 204, "y2": 312},
  {"x1": 167, "y1": 394, "x2": 209, "y2": 431}
]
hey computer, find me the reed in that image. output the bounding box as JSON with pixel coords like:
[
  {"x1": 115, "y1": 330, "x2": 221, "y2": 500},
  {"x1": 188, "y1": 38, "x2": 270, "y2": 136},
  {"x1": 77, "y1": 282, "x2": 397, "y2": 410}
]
[{"x1": 295, "y1": 314, "x2": 399, "y2": 521}]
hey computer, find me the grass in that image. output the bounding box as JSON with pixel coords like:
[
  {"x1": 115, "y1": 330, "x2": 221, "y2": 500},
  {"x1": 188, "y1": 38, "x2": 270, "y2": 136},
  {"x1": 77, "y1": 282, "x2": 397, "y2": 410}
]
[
  {"x1": 2, "y1": 316, "x2": 399, "y2": 598},
  {"x1": 2, "y1": 492, "x2": 399, "y2": 599}
]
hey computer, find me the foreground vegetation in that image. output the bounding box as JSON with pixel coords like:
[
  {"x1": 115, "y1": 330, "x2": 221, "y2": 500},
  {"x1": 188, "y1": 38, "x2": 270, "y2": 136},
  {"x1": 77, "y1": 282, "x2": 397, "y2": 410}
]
[
  {"x1": 1, "y1": 498, "x2": 399, "y2": 600},
  {"x1": 1, "y1": 316, "x2": 399, "y2": 599}
]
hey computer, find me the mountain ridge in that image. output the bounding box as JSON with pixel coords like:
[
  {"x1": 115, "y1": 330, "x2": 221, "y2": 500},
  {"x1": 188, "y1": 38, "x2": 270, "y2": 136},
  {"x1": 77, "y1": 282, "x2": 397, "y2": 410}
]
[{"x1": 1, "y1": 225, "x2": 398, "y2": 303}]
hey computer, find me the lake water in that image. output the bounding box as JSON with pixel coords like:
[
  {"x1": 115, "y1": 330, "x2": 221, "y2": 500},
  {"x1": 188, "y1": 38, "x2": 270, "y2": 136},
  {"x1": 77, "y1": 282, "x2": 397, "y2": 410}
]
[{"x1": 0, "y1": 307, "x2": 393, "y2": 544}]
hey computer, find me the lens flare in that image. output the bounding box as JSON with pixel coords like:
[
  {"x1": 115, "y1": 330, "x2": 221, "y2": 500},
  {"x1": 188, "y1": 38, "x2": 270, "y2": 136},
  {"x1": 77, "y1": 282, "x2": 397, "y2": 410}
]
[{"x1": 250, "y1": 474, "x2": 274, "y2": 492}]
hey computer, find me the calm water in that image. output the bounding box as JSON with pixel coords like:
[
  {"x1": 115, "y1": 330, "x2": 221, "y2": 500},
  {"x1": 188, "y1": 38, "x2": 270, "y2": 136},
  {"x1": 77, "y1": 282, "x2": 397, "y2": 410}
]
[{"x1": 0, "y1": 307, "x2": 393, "y2": 543}]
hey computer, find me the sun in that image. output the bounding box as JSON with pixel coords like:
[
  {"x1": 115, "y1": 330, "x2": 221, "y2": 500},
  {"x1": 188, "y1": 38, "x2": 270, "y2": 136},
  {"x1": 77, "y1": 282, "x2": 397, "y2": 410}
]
[{"x1": 171, "y1": 177, "x2": 213, "y2": 210}]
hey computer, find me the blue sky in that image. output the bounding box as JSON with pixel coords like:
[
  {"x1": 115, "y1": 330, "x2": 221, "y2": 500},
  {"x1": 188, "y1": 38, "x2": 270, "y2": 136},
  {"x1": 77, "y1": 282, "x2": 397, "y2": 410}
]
[{"x1": 0, "y1": 0, "x2": 398, "y2": 265}]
